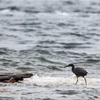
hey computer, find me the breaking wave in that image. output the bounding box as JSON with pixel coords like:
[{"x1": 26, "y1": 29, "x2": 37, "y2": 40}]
[{"x1": 24, "y1": 75, "x2": 100, "y2": 88}]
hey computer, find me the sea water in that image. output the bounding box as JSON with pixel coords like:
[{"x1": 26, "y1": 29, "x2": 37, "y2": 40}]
[{"x1": 0, "y1": 0, "x2": 100, "y2": 99}]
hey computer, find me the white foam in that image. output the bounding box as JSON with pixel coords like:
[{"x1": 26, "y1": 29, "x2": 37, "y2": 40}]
[
  {"x1": 0, "y1": 9, "x2": 25, "y2": 16},
  {"x1": 55, "y1": 11, "x2": 69, "y2": 16},
  {"x1": 23, "y1": 74, "x2": 75, "y2": 86},
  {"x1": 0, "y1": 9, "x2": 11, "y2": 14},
  {"x1": 23, "y1": 75, "x2": 100, "y2": 87}
]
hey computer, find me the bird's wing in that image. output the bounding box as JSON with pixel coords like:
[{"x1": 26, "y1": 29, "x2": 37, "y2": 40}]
[{"x1": 75, "y1": 67, "x2": 87, "y2": 75}]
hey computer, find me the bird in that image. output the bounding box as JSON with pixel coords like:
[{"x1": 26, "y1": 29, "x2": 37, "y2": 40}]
[{"x1": 64, "y1": 64, "x2": 88, "y2": 85}]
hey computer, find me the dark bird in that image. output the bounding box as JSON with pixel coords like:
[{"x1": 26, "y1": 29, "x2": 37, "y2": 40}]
[{"x1": 64, "y1": 64, "x2": 88, "y2": 85}]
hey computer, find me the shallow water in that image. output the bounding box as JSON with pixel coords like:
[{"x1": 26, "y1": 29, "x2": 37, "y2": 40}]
[
  {"x1": 0, "y1": 74, "x2": 100, "y2": 100},
  {"x1": 0, "y1": 0, "x2": 100, "y2": 99}
]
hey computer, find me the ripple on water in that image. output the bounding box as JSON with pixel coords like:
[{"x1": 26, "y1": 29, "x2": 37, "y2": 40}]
[
  {"x1": 0, "y1": 97, "x2": 15, "y2": 100},
  {"x1": 0, "y1": 0, "x2": 100, "y2": 100},
  {"x1": 56, "y1": 90, "x2": 79, "y2": 95}
]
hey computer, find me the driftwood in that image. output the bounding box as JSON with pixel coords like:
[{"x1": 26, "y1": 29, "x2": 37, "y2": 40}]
[{"x1": 0, "y1": 73, "x2": 33, "y2": 83}]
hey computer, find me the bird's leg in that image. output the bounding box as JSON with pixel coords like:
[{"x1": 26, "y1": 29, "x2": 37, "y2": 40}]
[
  {"x1": 83, "y1": 77, "x2": 87, "y2": 85},
  {"x1": 75, "y1": 77, "x2": 78, "y2": 85}
]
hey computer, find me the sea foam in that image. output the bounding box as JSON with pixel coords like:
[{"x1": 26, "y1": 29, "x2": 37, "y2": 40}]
[{"x1": 23, "y1": 74, "x2": 100, "y2": 87}]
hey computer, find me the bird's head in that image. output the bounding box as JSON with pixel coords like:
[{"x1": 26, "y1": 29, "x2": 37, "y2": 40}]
[{"x1": 64, "y1": 64, "x2": 75, "y2": 68}]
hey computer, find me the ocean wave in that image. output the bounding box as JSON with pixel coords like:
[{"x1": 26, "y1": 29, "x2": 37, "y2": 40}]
[
  {"x1": 24, "y1": 75, "x2": 100, "y2": 88},
  {"x1": 0, "y1": 7, "x2": 25, "y2": 16},
  {"x1": 0, "y1": 48, "x2": 16, "y2": 55},
  {"x1": 37, "y1": 57, "x2": 62, "y2": 65}
]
